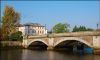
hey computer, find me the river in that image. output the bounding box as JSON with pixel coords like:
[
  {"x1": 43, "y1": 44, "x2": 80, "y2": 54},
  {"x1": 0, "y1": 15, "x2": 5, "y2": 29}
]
[{"x1": 1, "y1": 49, "x2": 100, "y2": 60}]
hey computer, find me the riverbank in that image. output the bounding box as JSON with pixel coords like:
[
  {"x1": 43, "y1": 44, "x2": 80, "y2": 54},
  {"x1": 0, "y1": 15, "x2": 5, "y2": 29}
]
[
  {"x1": 0, "y1": 46, "x2": 22, "y2": 50},
  {"x1": 0, "y1": 41, "x2": 23, "y2": 50}
]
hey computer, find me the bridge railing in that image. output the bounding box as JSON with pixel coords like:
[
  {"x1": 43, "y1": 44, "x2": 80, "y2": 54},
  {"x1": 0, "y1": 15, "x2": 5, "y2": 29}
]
[
  {"x1": 24, "y1": 31, "x2": 100, "y2": 38},
  {"x1": 49, "y1": 31, "x2": 100, "y2": 37},
  {"x1": 26, "y1": 35, "x2": 47, "y2": 39}
]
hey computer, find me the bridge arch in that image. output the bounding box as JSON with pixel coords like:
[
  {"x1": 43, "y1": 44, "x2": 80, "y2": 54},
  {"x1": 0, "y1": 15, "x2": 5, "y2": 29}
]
[
  {"x1": 27, "y1": 39, "x2": 48, "y2": 47},
  {"x1": 54, "y1": 37, "x2": 93, "y2": 48}
]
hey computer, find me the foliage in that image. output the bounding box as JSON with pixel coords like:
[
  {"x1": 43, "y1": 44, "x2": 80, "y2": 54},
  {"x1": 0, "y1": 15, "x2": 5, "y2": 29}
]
[
  {"x1": 1, "y1": 5, "x2": 20, "y2": 40},
  {"x1": 0, "y1": 28, "x2": 3, "y2": 40},
  {"x1": 72, "y1": 25, "x2": 94, "y2": 32},
  {"x1": 9, "y1": 31, "x2": 23, "y2": 42},
  {"x1": 52, "y1": 23, "x2": 70, "y2": 33},
  {"x1": 87, "y1": 28, "x2": 94, "y2": 31},
  {"x1": 0, "y1": 18, "x2": 2, "y2": 40},
  {"x1": 13, "y1": 12, "x2": 20, "y2": 26}
]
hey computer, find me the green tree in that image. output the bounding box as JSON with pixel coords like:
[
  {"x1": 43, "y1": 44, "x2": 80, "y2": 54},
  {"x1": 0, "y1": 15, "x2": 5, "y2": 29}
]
[
  {"x1": 2, "y1": 5, "x2": 20, "y2": 40},
  {"x1": 0, "y1": 19, "x2": 2, "y2": 40},
  {"x1": 79, "y1": 26, "x2": 86, "y2": 31},
  {"x1": 72, "y1": 25, "x2": 78, "y2": 32},
  {"x1": 52, "y1": 23, "x2": 70, "y2": 33},
  {"x1": 0, "y1": 28, "x2": 2, "y2": 41},
  {"x1": 72, "y1": 26, "x2": 94, "y2": 32},
  {"x1": 87, "y1": 28, "x2": 94, "y2": 31},
  {"x1": 9, "y1": 31, "x2": 23, "y2": 42}
]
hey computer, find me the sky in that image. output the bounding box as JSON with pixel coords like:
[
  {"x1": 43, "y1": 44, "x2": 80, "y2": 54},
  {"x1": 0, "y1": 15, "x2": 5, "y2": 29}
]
[{"x1": 1, "y1": 1, "x2": 100, "y2": 31}]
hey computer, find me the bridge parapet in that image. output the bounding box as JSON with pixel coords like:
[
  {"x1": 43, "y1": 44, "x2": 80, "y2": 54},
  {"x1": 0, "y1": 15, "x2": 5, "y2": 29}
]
[
  {"x1": 24, "y1": 31, "x2": 100, "y2": 39},
  {"x1": 49, "y1": 31, "x2": 100, "y2": 37},
  {"x1": 28, "y1": 35, "x2": 47, "y2": 39}
]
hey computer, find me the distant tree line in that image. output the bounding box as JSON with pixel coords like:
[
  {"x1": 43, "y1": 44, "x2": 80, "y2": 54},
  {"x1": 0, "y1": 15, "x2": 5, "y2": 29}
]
[
  {"x1": 72, "y1": 25, "x2": 94, "y2": 32},
  {"x1": 50, "y1": 23, "x2": 94, "y2": 33}
]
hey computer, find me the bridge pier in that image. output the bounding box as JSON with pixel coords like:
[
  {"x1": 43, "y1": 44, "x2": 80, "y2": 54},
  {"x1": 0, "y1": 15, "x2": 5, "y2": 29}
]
[
  {"x1": 47, "y1": 46, "x2": 54, "y2": 50},
  {"x1": 47, "y1": 38, "x2": 54, "y2": 50},
  {"x1": 93, "y1": 47, "x2": 100, "y2": 54},
  {"x1": 22, "y1": 39, "x2": 28, "y2": 49},
  {"x1": 93, "y1": 49, "x2": 100, "y2": 54},
  {"x1": 93, "y1": 36, "x2": 100, "y2": 54},
  {"x1": 22, "y1": 45, "x2": 28, "y2": 49}
]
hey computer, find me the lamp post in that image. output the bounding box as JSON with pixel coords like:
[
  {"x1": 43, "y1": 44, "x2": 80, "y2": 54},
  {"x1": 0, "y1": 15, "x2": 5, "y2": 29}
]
[{"x1": 97, "y1": 21, "x2": 100, "y2": 31}]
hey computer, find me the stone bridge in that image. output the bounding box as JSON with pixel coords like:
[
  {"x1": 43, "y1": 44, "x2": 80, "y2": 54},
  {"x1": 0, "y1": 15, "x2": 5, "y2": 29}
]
[{"x1": 22, "y1": 31, "x2": 100, "y2": 54}]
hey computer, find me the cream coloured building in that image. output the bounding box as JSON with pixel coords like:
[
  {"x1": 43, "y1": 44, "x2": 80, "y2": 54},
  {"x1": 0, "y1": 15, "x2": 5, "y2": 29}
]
[{"x1": 16, "y1": 23, "x2": 47, "y2": 36}]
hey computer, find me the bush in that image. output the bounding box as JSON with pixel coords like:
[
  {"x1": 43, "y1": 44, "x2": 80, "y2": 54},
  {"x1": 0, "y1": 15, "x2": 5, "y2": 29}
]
[{"x1": 9, "y1": 31, "x2": 23, "y2": 42}]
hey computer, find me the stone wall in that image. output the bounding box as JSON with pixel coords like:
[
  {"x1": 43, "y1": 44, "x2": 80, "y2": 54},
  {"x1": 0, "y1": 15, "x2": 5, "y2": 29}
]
[
  {"x1": 93, "y1": 36, "x2": 100, "y2": 49},
  {"x1": 0, "y1": 41, "x2": 22, "y2": 47},
  {"x1": 93, "y1": 36, "x2": 100, "y2": 54}
]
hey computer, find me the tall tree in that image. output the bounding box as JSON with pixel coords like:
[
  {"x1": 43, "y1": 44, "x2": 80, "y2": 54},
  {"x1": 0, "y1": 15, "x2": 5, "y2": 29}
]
[
  {"x1": 0, "y1": 28, "x2": 1, "y2": 41},
  {"x1": 0, "y1": 11, "x2": 2, "y2": 40},
  {"x1": 2, "y1": 5, "x2": 20, "y2": 40},
  {"x1": 52, "y1": 23, "x2": 70, "y2": 33},
  {"x1": 14, "y1": 12, "x2": 20, "y2": 26}
]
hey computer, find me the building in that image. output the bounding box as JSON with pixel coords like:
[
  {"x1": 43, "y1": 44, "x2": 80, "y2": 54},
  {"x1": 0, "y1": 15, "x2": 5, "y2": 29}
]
[
  {"x1": 16, "y1": 23, "x2": 47, "y2": 36},
  {"x1": 16, "y1": 24, "x2": 25, "y2": 35}
]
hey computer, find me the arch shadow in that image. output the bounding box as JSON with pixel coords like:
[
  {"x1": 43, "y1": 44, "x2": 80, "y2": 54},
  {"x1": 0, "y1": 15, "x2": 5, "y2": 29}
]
[
  {"x1": 27, "y1": 39, "x2": 48, "y2": 47},
  {"x1": 54, "y1": 37, "x2": 93, "y2": 48}
]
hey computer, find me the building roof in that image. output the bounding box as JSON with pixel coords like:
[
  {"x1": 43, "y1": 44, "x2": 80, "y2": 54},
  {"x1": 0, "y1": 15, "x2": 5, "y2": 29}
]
[
  {"x1": 15, "y1": 24, "x2": 24, "y2": 27},
  {"x1": 24, "y1": 23, "x2": 44, "y2": 27}
]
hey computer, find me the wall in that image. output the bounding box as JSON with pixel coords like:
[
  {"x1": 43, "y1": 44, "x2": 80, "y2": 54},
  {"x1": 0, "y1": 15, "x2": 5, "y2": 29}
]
[
  {"x1": 93, "y1": 36, "x2": 100, "y2": 49},
  {"x1": 18, "y1": 26, "x2": 25, "y2": 36},
  {"x1": 1, "y1": 41, "x2": 22, "y2": 47}
]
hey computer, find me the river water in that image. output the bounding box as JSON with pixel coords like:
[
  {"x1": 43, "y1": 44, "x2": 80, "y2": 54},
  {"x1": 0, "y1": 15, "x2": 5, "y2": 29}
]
[{"x1": 1, "y1": 49, "x2": 100, "y2": 60}]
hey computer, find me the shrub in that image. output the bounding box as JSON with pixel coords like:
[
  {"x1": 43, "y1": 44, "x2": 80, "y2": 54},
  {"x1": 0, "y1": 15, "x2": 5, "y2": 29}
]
[{"x1": 9, "y1": 31, "x2": 23, "y2": 42}]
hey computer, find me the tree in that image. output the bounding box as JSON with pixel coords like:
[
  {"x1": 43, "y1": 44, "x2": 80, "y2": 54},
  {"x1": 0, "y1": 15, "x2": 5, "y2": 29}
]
[
  {"x1": 2, "y1": 5, "x2": 20, "y2": 40},
  {"x1": 0, "y1": 17, "x2": 1, "y2": 28},
  {"x1": 0, "y1": 19, "x2": 2, "y2": 40},
  {"x1": 72, "y1": 25, "x2": 78, "y2": 32},
  {"x1": 52, "y1": 23, "x2": 70, "y2": 33},
  {"x1": 9, "y1": 31, "x2": 23, "y2": 42},
  {"x1": 87, "y1": 28, "x2": 94, "y2": 31},
  {"x1": 72, "y1": 25, "x2": 94, "y2": 32},
  {"x1": 14, "y1": 12, "x2": 20, "y2": 26},
  {"x1": 79, "y1": 26, "x2": 87, "y2": 31},
  {"x1": 0, "y1": 28, "x2": 2, "y2": 41}
]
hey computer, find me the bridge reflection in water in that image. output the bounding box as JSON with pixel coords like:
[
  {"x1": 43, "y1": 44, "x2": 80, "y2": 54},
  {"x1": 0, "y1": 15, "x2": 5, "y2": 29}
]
[{"x1": 1, "y1": 49, "x2": 100, "y2": 60}]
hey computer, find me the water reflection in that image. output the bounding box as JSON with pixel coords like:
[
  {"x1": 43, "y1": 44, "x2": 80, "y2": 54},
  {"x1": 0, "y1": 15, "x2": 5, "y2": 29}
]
[
  {"x1": 48, "y1": 51, "x2": 54, "y2": 60},
  {"x1": 22, "y1": 49, "x2": 28, "y2": 60},
  {"x1": 1, "y1": 49, "x2": 100, "y2": 60},
  {"x1": 0, "y1": 49, "x2": 22, "y2": 60}
]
